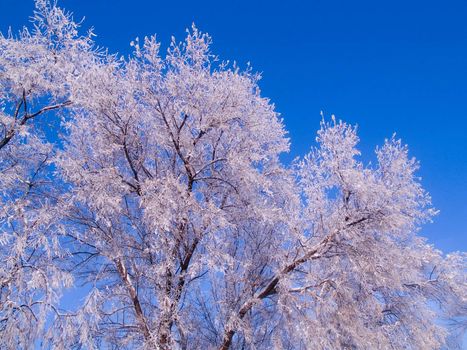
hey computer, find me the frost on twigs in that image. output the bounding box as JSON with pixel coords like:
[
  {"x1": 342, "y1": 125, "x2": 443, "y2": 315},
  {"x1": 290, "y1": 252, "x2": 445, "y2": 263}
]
[
  {"x1": 0, "y1": 1, "x2": 465, "y2": 349},
  {"x1": 0, "y1": 0, "x2": 95, "y2": 348}
]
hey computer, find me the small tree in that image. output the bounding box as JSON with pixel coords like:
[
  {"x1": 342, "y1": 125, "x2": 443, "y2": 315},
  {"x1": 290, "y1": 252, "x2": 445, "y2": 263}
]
[{"x1": 0, "y1": 1, "x2": 465, "y2": 349}]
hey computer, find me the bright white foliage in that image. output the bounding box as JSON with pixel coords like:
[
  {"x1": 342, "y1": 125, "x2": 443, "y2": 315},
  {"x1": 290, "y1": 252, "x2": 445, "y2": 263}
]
[
  {"x1": 0, "y1": 2, "x2": 465, "y2": 350},
  {"x1": 0, "y1": 1, "x2": 95, "y2": 348}
]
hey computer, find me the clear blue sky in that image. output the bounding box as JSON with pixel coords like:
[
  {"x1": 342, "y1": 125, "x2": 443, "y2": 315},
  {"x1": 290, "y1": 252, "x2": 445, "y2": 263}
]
[{"x1": 1, "y1": 0, "x2": 466, "y2": 253}]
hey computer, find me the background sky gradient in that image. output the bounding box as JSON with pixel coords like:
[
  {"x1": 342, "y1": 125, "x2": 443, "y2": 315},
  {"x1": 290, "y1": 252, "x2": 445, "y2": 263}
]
[{"x1": 1, "y1": 0, "x2": 466, "y2": 254}]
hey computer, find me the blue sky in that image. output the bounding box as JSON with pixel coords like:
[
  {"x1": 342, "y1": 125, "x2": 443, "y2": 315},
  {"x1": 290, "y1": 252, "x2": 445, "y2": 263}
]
[{"x1": 1, "y1": 0, "x2": 466, "y2": 253}]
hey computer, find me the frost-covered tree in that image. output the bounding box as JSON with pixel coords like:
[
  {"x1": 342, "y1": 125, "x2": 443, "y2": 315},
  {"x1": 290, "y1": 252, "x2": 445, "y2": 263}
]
[
  {"x1": 0, "y1": 1, "x2": 465, "y2": 349},
  {"x1": 0, "y1": 1, "x2": 98, "y2": 347}
]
